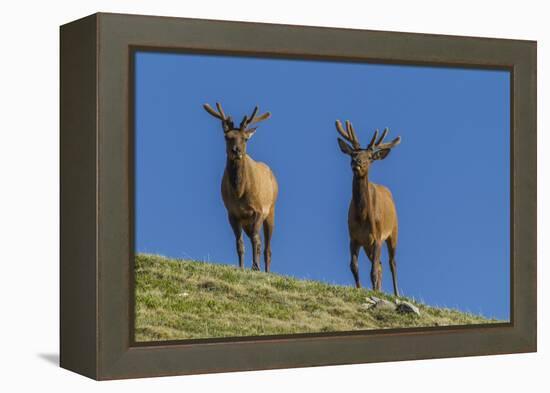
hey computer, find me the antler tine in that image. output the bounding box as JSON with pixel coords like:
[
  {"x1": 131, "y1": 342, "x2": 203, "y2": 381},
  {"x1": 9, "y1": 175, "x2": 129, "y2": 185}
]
[
  {"x1": 240, "y1": 106, "x2": 258, "y2": 129},
  {"x1": 335, "y1": 120, "x2": 349, "y2": 139},
  {"x1": 204, "y1": 103, "x2": 234, "y2": 132},
  {"x1": 215, "y1": 102, "x2": 227, "y2": 120},
  {"x1": 345, "y1": 121, "x2": 361, "y2": 149},
  {"x1": 240, "y1": 105, "x2": 271, "y2": 129},
  {"x1": 377, "y1": 136, "x2": 402, "y2": 150},
  {"x1": 248, "y1": 111, "x2": 271, "y2": 126},
  {"x1": 367, "y1": 129, "x2": 379, "y2": 150},
  {"x1": 374, "y1": 128, "x2": 401, "y2": 150},
  {"x1": 345, "y1": 121, "x2": 354, "y2": 140},
  {"x1": 239, "y1": 115, "x2": 248, "y2": 130},
  {"x1": 203, "y1": 103, "x2": 225, "y2": 120},
  {"x1": 249, "y1": 106, "x2": 259, "y2": 122},
  {"x1": 375, "y1": 128, "x2": 389, "y2": 147},
  {"x1": 336, "y1": 120, "x2": 361, "y2": 150}
]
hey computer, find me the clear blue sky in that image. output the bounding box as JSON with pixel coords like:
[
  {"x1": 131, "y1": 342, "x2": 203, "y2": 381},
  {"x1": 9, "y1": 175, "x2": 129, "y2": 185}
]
[{"x1": 135, "y1": 51, "x2": 510, "y2": 320}]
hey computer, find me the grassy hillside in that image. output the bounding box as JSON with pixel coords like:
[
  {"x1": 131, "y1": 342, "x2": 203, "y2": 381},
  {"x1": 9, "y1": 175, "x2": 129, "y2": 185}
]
[{"x1": 135, "y1": 253, "x2": 498, "y2": 342}]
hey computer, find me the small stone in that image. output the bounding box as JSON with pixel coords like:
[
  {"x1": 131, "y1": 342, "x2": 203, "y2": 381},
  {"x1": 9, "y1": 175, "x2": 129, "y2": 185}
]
[
  {"x1": 362, "y1": 296, "x2": 397, "y2": 311},
  {"x1": 396, "y1": 301, "x2": 420, "y2": 316},
  {"x1": 364, "y1": 297, "x2": 377, "y2": 304},
  {"x1": 373, "y1": 298, "x2": 397, "y2": 311},
  {"x1": 178, "y1": 292, "x2": 189, "y2": 297}
]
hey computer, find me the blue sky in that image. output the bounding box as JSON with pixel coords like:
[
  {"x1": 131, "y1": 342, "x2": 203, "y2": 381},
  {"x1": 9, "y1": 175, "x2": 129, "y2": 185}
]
[{"x1": 135, "y1": 51, "x2": 510, "y2": 320}]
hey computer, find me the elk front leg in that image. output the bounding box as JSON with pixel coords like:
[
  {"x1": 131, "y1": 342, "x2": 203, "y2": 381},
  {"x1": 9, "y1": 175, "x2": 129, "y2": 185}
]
[
  {"x1": 250, "y1": 215, "x2": 263, "y2": 271},
  {"x1": 370, "y1": 242, "x2": 382, "y2": 292},
  {"x1": 350, "y1": 241, "x2": 361, "y2": 288},
  {"x1": 228, "y1": 215, "x2": 244, "y2": 269}
]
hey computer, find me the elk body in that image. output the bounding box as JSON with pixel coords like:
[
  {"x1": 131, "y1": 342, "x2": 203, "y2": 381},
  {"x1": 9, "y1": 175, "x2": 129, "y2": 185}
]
[
  {"x1": 336, "y1": 120, "x2": 401, "y2": 295},
  {"x1": 204, "y1": 103, "x2": 278, "y2": 272}
]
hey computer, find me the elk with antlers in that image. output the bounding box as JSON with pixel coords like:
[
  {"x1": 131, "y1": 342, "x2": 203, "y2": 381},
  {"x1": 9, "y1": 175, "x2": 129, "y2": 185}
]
[
  {"x1": 336, "y1": 120, "x2": 401, "y2": 295},
  {"x1": 204, "y1": 103, "x2": 278, "y2": 272}
]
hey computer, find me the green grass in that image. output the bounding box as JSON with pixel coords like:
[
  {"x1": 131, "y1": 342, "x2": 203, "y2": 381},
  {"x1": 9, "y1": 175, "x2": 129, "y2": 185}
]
[{"x1": 135, "y1": 253, "x2": 501, "y2": 342}]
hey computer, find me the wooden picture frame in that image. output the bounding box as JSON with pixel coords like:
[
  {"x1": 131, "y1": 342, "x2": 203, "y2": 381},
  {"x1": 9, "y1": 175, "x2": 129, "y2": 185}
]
[{"x1": 60, "y1": 12, "x2": 536, "y2": 380}]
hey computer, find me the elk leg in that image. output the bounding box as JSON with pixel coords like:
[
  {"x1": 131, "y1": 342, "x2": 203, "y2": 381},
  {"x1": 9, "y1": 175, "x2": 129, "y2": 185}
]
[
  {"x1": 386, "y1": 236, "x2": 399, "y2": 296},
  {"x1": 250, "y1": 217, "x2": 263, "y2": 271},
  {"x1": 350, "y1": 241, "x2": 361, "y2": 288},
  {"x1": 228, "y1": 215, "x2": 244, "y2": 269},
  {"x1": 263, "y1": 208, "x2": 275, "y2": 273},
  {"x1": 370, "y1": 242, "x2": 382, "y2": 292}
]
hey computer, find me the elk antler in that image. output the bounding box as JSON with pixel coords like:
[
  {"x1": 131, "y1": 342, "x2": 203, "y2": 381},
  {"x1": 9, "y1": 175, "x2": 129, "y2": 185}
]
[
  {"x1": 203, "y1": 102, "x2": 225, "y2": 120},
  {"x1": 335, "y1": 120, "x2": 361, "y2": 150},
  {"x1": 203, "y1": 102, "x2": 235, "y2": 132},
  {"x1": 369, "y1": 127, "x2": 401, "y2": 151},
  {"x1": 239, "y1": 106, "x2": 271, "y2": 130}
]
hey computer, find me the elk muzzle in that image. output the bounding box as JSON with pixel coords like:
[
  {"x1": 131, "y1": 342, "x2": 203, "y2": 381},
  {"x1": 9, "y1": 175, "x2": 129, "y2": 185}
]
[{"x1": 230, "y1": 146, "x2": 244, "y2": 160}]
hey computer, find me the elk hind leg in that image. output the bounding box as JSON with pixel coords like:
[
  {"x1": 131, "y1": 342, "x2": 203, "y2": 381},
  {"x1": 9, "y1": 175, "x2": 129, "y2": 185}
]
[
  {"x1": 386, "y1": 233, "x2": 400, "y2": 296},
  {"x1": 262, "y1": 208, "x2": 275, "y2": 273}
]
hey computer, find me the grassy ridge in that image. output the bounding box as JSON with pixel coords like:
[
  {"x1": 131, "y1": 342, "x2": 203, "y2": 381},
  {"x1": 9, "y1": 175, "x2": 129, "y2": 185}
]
[{"x1": 135, "y1": 253, "x2": 498, "y2": 342}]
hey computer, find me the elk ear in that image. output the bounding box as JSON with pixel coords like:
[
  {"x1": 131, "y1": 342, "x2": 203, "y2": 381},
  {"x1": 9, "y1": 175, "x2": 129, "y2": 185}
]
[
  {"x1": 243, "y1": 128, "x2": 257, "y2": 140},
  {"x1": 372, "y1": 148, "x2": 391, "y2": 160},
  {"x1": 337, "y1": 138, "x2": 354, "y2": 155}
]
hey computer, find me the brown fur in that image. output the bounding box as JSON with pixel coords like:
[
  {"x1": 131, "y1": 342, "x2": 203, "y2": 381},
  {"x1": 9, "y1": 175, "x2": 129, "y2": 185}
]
[
  {"x1": 336, "y1": 120, "x2": 401, "y2": 295},
  {"x1": 205, "y1": 103, "x2": 278, "y2": 271}
]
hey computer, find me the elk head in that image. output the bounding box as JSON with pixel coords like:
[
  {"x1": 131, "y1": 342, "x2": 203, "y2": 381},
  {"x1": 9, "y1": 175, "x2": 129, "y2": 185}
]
[
  {"x1": 336, "y1": 120, "x2": 401, "y2": 178},
  {"x1": 204, "y1": 102, "x2": 271, "y2": 161}
]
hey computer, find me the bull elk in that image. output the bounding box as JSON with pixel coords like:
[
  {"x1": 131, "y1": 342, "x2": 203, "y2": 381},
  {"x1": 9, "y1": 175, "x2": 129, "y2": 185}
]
[
  {"x1": 336, "y1": 120, "x2": 401, "y2": 296},
  {"x1": 204, "y1": 103, "x2": 278, "y2": 272}
]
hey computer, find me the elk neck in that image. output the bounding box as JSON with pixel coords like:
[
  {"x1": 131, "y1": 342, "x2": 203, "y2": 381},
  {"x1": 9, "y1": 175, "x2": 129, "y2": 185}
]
[
  {"x1": 352, "y1": 172, "x2": 374, "y2": 222},
  {"x1": 226, "y1": 155, "x2": 249, "y2": 197}
]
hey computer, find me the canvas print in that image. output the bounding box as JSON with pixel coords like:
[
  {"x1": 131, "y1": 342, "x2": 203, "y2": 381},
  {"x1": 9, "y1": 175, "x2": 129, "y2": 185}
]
[{"x1": 133, "y1": 51, "x2": 510, "y2": 342}]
